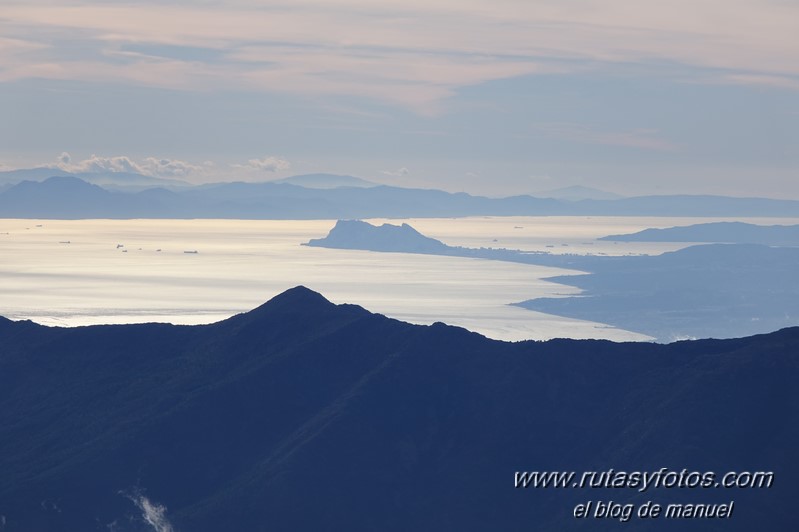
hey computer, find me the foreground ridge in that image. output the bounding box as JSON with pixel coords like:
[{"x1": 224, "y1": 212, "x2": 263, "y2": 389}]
[{"x1": 0, "y1": 287, "x2": 797, "y2": 531}]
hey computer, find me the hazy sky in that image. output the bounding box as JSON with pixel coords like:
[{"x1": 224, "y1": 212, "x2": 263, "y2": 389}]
[{"x1": 1, "y1": 0, "x2": 797, "y2": 197}]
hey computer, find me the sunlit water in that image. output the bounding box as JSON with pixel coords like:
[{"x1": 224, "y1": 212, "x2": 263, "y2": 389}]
[{"x1": 2, "y1": 216, "x2": 796, "y2": 342}]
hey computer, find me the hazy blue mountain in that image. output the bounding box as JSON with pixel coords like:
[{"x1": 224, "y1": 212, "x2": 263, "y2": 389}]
[
  {"x1": 179, "y1": 181, "x2": 564, "y2": 218},
  {"x1": 76, "y1": 171, "x2": 190, "y2": 190},
  {"x1": 2, "y1": 176, "x2": 799, "y2": 218},
  {"x1": 272, "y1": 173, "x2": 378, "y2": 188},
  {"x1": 600, "y1": 221, "x2": 799, "y2": 246},
  {"x1": 534, "y1": 184, "x2": 623, "y2": 201},
  {"x1": 0, "y1": 176, "x2": 127, "y2": 218},
  {"x1": 0, "y1": 167, "x2": 73, "y2": 184},
  {"x1": 1, "y1": 286, "x2": 796, "y2": 531},
  {"x1": 0, "y1": 167, "x2": 188, "y2": 189},
  {"x1": 306, "y1": 219, "x2": 448, "y2": 252},
  {"x1": 308, "y1": 221, "x2": 799, "y2": 341},
  {"x1": 0, "y1": 176, "x2": 172, "y2": 218}
]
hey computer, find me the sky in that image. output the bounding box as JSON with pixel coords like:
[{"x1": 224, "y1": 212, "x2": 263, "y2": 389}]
[{"x1": 1, "y1": 0, "x2": 798, "y2": 198}]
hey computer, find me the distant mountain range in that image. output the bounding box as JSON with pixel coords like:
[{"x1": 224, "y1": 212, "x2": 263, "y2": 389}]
[
  {"x1": 534, "y1": 184, "x2": 623, "y2": 201},
  {"x1": 307, "y1": 220, "x2": 799, "y2": 341},
  {"x1": 0, "y1": 168, "x2": 189, "y2": 190},
  {"x1": 1, "y1": 286, "x2": 797, "y2": 531},
  {"x1": 601, "y1": 221, "x2": 799, "y2": 246},
  {"x1": 1, "y1": 175, "x2": 799, "y2": 218},
  {"x1": 271, "y1": 173, "x2": 378, "y2": 188}
]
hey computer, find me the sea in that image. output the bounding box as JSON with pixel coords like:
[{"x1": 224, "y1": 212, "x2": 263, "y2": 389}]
[{"x1": 2, "y1": 216, "x2": 796, "y2": 342}]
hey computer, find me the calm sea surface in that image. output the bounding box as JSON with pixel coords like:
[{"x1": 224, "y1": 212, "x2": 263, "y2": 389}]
[{"x1": 2, "y1": 216, "x2": 796, "y2": 341}]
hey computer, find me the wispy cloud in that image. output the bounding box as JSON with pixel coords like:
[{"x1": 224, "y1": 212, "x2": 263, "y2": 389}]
[
  {"x1": 720, "y1": 73, "x2": 799, "y2": 91},
  {"x1": 528, "y1": 123, "x2": 677, "y2": 152},
  {"x1": 0, "y1": 36, "x2": 46, "y2": 56},
  {"x1": 233, "y1": 156, "x2": 292, "y2": 172},
  {"x1": 3, "y1": 1, "x2": 797, "y2": 112},
  {"x1": 53, "y1": 152, "x2": 203, "y2": 177},
  {"x1": 382, "y1": 167, "x2": 410, "y2": 177}
]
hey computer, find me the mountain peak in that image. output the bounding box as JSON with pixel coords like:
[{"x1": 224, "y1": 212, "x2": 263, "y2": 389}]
[
  {"x1": 224, "y1": 286, "x2": 364, "y2": 331},
  {"x1": 268, "y1": 285, "x2": 330, "y2": 306},
  {"x1": 23, "y1": 175, "x2": 106, "y2": 192},
  {"x1": 243, "y1": 286, "x2": 335, "y2": 317},
  {"x1": 3, "y1": 175, "x2": 108, "y2": 198},
  {"x1": 43, "y1": 175, "x2": 89, "y2": 184}
]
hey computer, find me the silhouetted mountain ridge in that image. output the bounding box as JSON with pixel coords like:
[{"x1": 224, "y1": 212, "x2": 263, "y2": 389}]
[{"x1": 0, "y1": 287, "x2": 797, "y2": 531}]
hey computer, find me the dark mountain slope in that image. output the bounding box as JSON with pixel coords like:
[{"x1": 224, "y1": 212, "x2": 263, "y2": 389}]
[{"x1": 0, "y1": 287, "x2": 797, "y2": 531}]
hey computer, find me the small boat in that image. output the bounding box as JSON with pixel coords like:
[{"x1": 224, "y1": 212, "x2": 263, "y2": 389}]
[
  {"x1": 184, "y1": 250, "x2": 199, "y2": 254},
  {"x1": 58, "y1": 241, "x2": 70, "y2": 244},
  {"x1": 116, "y1": 244, "x2": 124, "y2": 249}
]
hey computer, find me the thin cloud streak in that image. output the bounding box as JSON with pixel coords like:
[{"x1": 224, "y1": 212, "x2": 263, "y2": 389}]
[
  {"x1": 382, "y1": 167, "x2": 410, "y2": 177},
  {"x1": 233, "y1": 156, "x2": 292, "y2": 172},
  {"x1": 1, "y1": 1, "x2": 798, "y2": 112},
  {"x1": 527, "y1": 123, "x2": 678, "y2": 152}
]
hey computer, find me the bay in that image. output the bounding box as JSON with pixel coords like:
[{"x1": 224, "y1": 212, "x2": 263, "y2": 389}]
[{"x1": 2, "y1": 216, "x2": 794, "y2": 341}]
